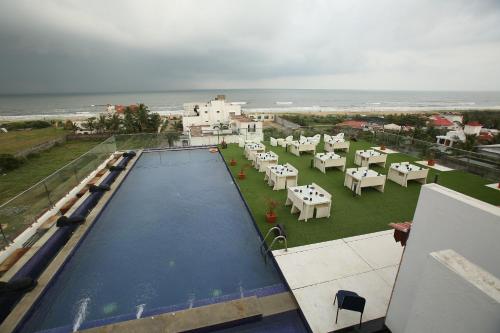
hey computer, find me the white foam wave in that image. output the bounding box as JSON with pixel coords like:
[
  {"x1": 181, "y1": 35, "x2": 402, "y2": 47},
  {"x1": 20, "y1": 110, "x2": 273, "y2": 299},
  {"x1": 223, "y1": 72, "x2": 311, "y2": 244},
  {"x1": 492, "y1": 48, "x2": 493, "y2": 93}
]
[
  {"x1": 276, "y1": 101, "x2": 293, "y2": 105},
  {"x1": 73, "y1": 297, "x2": 90, "y2": 332},
  {"x1": 136, "y1": 304, "x2": 146, "y2": 319}
]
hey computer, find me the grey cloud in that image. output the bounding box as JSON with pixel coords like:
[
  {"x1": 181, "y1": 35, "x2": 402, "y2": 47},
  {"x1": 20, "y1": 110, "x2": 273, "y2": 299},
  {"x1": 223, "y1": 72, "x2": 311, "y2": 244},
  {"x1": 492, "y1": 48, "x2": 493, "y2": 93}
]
[{"x1": 0, "y1": 0, "x2": 499, "y2": 93}]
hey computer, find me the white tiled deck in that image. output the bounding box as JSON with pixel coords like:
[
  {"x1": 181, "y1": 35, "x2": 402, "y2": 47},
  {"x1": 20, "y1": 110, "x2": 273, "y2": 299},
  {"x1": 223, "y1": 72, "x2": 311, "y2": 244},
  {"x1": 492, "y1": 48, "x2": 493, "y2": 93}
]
[
  {"x1": 415, "y1": 161, "x2": 454, "y2": 171},
  {"x1": 485, "y1": 183, "x2": 500, "y2": 191},
  {"x1": 273, "y1": 230, "x2": 403, "y2": 333},
  {"x1": 370, "y1": 146, "x2": 399, "y2": 154}
]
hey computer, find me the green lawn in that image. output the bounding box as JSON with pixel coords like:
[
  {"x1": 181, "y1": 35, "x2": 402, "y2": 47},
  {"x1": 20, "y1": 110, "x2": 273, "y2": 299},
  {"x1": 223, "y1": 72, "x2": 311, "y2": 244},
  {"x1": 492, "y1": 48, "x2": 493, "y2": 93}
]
[
  {"x1": 220, "y1": 141, "x2": 500, "y2": 248},
  {"x1": 0, "y1": 127, "x2": 68, "y2": 155},
  {"x1": 0, "y1": 140, "x2": 102, "y2": 204}
]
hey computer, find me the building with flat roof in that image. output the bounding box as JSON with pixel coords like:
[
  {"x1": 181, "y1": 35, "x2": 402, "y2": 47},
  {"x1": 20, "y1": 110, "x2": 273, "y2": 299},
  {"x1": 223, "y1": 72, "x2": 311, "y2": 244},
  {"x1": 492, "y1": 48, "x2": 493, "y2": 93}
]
[{"x1": 182, "y1": 95, "x2": 263, "y2": 145}]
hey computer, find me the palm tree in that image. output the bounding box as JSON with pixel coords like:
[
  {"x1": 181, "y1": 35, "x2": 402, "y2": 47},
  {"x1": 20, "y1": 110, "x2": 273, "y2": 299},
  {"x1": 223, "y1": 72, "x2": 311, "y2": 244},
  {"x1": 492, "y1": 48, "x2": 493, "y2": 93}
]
[
  {"x1": 96, "y1": 114, "x2": 107, "y2": 133},
  {"x1": 85, "y1": 117, "x2": 96, "y2": 131},
  {"x1": 135, "y1": 103, "x2": 149, "y2": 132},
  {"x1": 165, "y1": 132, "x2": 180, "y2": 147},
  {"x1": 107, "y1": 113, "x2": 121, "y2": 133},
  {"x1": 123, "y1": 108, "x2": 136, "y2": 133}
]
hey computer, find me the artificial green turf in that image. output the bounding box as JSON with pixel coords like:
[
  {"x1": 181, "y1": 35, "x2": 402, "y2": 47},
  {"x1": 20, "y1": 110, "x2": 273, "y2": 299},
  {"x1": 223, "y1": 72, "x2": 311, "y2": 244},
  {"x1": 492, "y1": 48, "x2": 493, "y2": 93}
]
[{"x1": 220, "y1": 141, "x2": 500, "y2": 248}]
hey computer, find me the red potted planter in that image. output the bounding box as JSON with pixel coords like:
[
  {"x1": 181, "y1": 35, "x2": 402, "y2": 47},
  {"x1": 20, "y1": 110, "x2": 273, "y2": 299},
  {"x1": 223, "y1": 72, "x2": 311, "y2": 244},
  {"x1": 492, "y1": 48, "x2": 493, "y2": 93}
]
[
  {"x1": 265, "y1": 212, "x2": 277, "y2": 223},
  {"x1": 230, "y1": 158, "x2": 237, "y2": 166},
  {"x1": 380, "y1": 144, "x2": 386, "y2": 150},
  {"x1": 265, "y1": 199, "x2": 278, "y2": 223},
  {"x1": 427, "y1": 159, "x2": 436, "y2": 166},
  {"x1": 238, "y1": 171, "x2": 246, "y2": 180}
]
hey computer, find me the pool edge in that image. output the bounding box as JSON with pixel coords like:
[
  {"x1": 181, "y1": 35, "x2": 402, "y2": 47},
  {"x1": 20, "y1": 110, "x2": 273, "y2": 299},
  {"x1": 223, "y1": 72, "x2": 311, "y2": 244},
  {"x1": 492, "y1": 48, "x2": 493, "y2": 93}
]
[{"x1": 0, "y1": 151, "x2": 143, "y2": 333}]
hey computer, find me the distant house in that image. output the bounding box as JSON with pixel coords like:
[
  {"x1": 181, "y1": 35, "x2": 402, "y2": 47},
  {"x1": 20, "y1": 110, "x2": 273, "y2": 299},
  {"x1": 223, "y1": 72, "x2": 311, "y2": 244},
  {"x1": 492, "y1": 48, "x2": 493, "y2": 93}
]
[
  {"x1": 108, "y1": 104, "x2": 139, "y2": 115},
  {"x1": 182, "y1": 95, "x2": 263, "y2": 145},
  {"x1": 436, "y1": 130, "x2": 465, "y2": 147},
  {"x1": 383, "y1": 123, "x2": 402, "y2": 132},
  {"x1": 430, "y1": 116, "x2": 455, "y2": 129},
  {"x1": 464, "y1": 121, "x2": 482, "y2": 136},
  {"x1": 441, "y1": 113, "x2": 464, "y2": 124}
]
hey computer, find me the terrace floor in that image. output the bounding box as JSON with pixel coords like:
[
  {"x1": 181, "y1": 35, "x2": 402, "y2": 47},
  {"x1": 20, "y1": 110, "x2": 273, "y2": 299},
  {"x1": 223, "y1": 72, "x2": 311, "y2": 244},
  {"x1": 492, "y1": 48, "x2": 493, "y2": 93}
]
[
  {"x1": 273, "y1": 230, "x2": 403, "y2": 333},
  {"x1": 220, "y1": 140, "x2": 500, "y2": 248}
]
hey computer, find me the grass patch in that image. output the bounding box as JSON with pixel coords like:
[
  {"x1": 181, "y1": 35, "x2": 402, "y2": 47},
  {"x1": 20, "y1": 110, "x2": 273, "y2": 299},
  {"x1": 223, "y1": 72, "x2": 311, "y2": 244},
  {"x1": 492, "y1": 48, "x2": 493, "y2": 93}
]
[
  {"x1": 0, "y1": 127, "x2": 68, "y2": 155},
  {"x1": 220, "y1": 141, "x2": 500, "y2": 248},
  {"x1": 0, "y1": 140, "x2": 102, "y2": 204}
]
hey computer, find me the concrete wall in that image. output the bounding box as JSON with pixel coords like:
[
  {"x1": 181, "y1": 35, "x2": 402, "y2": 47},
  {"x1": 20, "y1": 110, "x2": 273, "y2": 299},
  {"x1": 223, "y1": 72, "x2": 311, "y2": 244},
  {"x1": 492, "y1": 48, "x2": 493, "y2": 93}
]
[
  {"x1": 404, "y1": 249, "x2": 500, "y2": 333},
  {"x1": 189, "y1": 133, "x2": 262, "y2": 146},
  {"x1": 14, "y1": 136, "x2": 66, "y2": 158},
  {"x1": 275, "y1": 115, "x2": 300, "y2": 130},
  {"x1": 385, "y1": 184, "x2": 500, "y2": 332}
]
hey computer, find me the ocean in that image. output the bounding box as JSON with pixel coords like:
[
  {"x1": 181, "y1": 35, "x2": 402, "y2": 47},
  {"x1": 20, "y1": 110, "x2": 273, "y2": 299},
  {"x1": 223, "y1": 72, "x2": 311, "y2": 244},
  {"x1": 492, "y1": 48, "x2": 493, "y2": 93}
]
[{"x1": 1, "y1": 89, "x2": 500, "y2": 120}]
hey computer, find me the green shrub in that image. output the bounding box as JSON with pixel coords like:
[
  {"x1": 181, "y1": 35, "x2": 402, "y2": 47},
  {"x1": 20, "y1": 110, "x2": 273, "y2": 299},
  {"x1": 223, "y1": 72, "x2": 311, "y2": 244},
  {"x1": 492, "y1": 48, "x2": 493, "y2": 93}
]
[
  {"x1": 1, "y1": 120, "x2": 52, "y2": 131},
  {"x1": 0, "y1": 154, "x2": 24, "y2": 172}
]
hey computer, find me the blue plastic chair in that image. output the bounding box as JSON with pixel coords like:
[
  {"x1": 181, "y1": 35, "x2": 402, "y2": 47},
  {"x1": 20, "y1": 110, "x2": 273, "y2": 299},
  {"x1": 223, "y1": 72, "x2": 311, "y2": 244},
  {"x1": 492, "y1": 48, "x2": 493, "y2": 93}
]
[{"x1": 333, "y1": 290, "x2": 366, "y2": 328}]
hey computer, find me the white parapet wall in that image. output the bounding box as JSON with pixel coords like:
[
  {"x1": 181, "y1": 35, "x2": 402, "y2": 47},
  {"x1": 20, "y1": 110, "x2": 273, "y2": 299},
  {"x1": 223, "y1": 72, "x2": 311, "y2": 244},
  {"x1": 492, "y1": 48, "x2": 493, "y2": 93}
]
[
  {"x1": 385, "y1": 184, "x2": 500, "y2": 332},
  {"x1": 404, "y1": 249, "x2": 500, "y2": 333}
]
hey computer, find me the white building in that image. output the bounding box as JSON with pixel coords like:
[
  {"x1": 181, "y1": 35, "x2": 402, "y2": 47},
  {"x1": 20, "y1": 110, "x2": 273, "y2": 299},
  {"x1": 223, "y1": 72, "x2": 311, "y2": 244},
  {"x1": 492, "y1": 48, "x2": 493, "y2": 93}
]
[
  {"x1": 182, "y1": 95, "x2": 263, "y2": 145},
  {"x1": 386, "y1": 184, "x2": 500, "y2": 333},
  {"x1": 464, "y1": 121, "x2": 483, "y2": 136},
  {"x1": 245, "y1": 112, "x2": 276, "y2": 122},
  {"x1": 436, "y1": 129, "x2": 466, "y2": 147},
  {"x1": 442, "y1": 113, "x2": 464, "y2": 124}
]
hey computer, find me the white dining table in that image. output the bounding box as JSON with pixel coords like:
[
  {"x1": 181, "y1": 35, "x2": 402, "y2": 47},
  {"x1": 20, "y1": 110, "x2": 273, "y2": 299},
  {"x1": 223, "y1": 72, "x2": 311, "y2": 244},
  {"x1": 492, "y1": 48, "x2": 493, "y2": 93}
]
[
  {"x1": 344, "y1": 167, "x2": 386, "y2": 196},
  {"x1": 354, "y1": 149, "x2": 387, "y2": 168},
  {"x1": 388, "y1": 162, "x2": 428, "y2": 187},
  {"x1": 286, "y1": 183, "x2": 332, "y2": 221},
  {"x1": 254, "y1": 151, "x2": 279, "y2": 172},
  {"x1": 265, "y1": 163, "x2": 298, "y2": 190},
  {"x1": 314, "y1": 152, "x2": 346, "y2": 173}
]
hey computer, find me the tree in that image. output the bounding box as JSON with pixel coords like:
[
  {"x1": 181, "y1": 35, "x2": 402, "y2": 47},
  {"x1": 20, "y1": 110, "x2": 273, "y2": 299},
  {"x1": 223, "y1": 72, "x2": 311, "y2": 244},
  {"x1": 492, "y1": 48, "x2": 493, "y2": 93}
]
[
  {"x1": 165, "y1": 132, "x2": 180, "y2": 147},
  {"x1": 457, "y1": 134, "x2": 477, "y2": 151},
  {"x1": 147, "y1": 113, "x2": 161, "y2": 133},
  {"x1": 85, "y1": 117, "x2": 96, "y2": 131},
  {"x1": 96, "y1": 114, "x2": 107, "y2": 133},
  {"x1": 107, "y1": 113, "x2": 121, "y2": 133},
  {"x1": 64, "y1": 120, "x2": 75, "y2": 130},
  {"x1": 123, "y1": 108, "x2": 137, "y2": 133},
  {"x1": 135, "y1": 103, "x2": 149, "y2": 132}
]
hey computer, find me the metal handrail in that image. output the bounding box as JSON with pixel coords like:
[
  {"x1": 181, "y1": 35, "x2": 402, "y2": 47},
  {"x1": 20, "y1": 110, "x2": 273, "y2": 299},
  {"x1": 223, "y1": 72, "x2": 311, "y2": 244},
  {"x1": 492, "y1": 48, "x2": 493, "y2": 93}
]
[
  {"x1": 259, "y1": 226, "x2": 281, "y2": 251},
  {"x1": 263, "y1": 236, "x2": 288, "y2": 261}
]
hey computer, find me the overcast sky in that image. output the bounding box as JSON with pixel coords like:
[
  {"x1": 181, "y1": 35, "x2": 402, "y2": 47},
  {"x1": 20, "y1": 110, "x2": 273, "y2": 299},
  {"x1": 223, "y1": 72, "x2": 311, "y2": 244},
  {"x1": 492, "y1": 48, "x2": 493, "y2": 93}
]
[{"x1": 0, "y1": 0, "x2": 499, "y2": 93}]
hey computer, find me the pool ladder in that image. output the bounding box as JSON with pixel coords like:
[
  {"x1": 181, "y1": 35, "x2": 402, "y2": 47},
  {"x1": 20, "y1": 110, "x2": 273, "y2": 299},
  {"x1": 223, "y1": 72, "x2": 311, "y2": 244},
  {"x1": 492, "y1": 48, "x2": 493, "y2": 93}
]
[{"x1": 260, "y1": 227, "x2": 287, "y2": 262}]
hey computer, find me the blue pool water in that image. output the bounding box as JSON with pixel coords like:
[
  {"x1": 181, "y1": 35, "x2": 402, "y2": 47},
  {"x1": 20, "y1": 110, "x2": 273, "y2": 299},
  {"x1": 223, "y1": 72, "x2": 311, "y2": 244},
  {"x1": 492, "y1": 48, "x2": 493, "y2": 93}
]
[{"x1": 19, "y1": 149, "x2": 285, "y2": 332}]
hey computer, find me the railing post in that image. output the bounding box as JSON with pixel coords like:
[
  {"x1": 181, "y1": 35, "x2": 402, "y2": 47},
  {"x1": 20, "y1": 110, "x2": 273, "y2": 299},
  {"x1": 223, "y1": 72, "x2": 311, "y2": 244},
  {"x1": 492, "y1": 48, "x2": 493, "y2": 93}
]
[{"x1": 43, "y1": 181, "x2": 54, "y2": 207}]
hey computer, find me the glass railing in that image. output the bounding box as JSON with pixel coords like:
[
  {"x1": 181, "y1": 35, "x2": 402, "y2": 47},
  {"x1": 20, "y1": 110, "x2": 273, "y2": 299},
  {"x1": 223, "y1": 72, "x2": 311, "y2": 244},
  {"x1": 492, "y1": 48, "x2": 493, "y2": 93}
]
[
  {"x1": 0, "y1": 136, "x2": 117, "y2": 249},
  {"x1": 293, "y1": 125, "x2": 500, "y2": 181}
]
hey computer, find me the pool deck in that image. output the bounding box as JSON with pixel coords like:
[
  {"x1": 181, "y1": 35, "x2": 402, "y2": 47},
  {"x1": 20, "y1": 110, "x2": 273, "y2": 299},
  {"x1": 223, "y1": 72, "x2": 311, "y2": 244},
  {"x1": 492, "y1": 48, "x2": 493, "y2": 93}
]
[
  {"x1": 81, "y1": 292, "x2": 298, "y2": 333},
  {"x1": 272, "y1": 230, "x2": 403, "y2": 333}
]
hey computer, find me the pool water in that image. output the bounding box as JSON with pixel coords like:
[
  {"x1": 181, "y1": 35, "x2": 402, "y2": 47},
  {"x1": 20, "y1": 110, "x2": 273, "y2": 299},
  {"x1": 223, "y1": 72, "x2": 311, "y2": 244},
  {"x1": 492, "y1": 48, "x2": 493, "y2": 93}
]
[{"x1": 19, "y1": 149, "x2": 284, "y2": 332}]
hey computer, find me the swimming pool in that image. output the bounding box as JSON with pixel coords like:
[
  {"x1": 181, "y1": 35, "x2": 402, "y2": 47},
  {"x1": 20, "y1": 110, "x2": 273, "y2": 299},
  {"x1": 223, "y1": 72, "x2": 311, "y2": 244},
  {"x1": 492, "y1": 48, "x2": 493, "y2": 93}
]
[{"x1": 18, "y1": 149, "x2": 287, "y2": 332}]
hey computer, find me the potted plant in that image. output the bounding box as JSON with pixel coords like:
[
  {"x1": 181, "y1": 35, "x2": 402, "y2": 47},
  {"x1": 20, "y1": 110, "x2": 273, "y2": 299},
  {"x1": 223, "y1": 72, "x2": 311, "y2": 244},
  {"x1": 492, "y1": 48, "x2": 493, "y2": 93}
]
[
  {"x1": 221, "y1": 139, "x2": 227, "y2": 149},
  {"x1": 230, "y1": 157, "x2": 237, "y2": 166},
  {"x1": 427, "y1": 151, "x2": 436, "y2": 166},
  {"x1": 238, "y1": 164, "x2": 250, "y2": 180},
  {"x1": 265, "y1": 199, "x2": 278, "y2": 223},
  {"x1": 380, "y1": 143, "x2": 386, "y2": 150}
]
